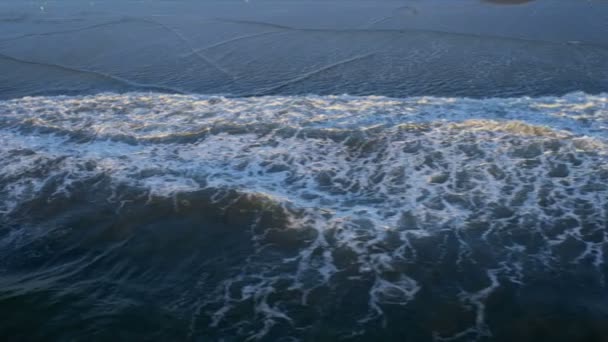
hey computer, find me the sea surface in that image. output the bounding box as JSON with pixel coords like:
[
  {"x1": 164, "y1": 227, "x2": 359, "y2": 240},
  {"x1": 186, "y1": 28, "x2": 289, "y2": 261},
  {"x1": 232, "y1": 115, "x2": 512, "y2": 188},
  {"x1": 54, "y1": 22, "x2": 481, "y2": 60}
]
[{"x1": 1, "y1": 1, "x2": 608, "y2": 341}]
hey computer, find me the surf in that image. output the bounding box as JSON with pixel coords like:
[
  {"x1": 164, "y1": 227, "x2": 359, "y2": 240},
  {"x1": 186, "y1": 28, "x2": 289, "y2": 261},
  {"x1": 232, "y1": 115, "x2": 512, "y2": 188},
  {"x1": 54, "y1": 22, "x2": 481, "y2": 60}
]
[{"x1": 1, "y1": 92, "x2": 607, "y2": 340}]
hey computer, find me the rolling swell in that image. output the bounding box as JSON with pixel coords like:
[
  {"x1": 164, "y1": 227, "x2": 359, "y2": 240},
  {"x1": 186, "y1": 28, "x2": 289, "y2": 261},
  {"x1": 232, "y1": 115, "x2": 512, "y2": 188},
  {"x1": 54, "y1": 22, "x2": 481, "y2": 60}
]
[{"x1": 1, "y1": 93, "x2": 608, "y2": 341}]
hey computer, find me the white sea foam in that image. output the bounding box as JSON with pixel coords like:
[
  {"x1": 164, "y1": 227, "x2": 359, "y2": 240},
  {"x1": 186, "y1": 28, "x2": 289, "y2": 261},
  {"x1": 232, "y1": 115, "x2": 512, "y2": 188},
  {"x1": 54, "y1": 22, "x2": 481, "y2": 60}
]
[{"x1": 1, "y1": 92, "x2": 607, "y2": 340}]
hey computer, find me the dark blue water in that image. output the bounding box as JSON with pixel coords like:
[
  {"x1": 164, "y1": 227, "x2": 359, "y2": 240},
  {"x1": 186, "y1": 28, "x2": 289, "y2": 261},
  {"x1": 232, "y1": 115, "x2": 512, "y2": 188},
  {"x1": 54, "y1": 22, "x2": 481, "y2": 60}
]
[{"x1": 1, "y1": 1, "x2": 608, "y2": 341}]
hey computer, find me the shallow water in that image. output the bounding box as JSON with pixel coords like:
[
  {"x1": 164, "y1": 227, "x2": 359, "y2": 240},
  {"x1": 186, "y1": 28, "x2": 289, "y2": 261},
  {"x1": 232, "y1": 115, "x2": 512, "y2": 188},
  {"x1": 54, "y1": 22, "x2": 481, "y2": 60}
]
[
  {"x1": 1, "y1": 0, "x2": 607, "y2": 99},
  {"x1": 1, "y1": 1, "x2": 608, "y2": 341}
]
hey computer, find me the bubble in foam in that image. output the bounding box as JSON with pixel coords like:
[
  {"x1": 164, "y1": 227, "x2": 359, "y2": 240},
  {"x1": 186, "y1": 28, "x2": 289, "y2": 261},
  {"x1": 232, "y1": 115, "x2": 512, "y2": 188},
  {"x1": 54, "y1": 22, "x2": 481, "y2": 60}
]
[{"x1": 1, "y1": 92, "x2": 607, "y2": 340}]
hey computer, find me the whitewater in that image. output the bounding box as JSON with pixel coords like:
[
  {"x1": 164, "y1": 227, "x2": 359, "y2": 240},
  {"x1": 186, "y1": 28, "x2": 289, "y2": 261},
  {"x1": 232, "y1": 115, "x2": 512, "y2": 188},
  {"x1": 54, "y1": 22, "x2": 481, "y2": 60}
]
[{"x1": 1, "y1": 92, "x2": 607, "y2": 341}]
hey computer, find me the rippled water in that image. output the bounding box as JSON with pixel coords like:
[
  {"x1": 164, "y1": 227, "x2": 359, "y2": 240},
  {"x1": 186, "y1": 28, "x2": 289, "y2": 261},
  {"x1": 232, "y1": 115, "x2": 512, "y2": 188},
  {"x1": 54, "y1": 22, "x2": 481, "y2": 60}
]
[
  {"x1": 1, "y1": 0, "x2": 608, "y2": 341},
  {"x1": 1, "y1": 0, "x2": 607, "y2": 99}
]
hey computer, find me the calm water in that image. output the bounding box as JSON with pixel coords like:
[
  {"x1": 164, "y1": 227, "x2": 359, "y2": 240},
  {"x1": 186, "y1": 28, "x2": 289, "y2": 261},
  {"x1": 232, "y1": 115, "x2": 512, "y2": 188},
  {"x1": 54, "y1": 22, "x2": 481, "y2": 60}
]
[{"x1": 1, "y1": 1, "x2": 608, "y2": 341}]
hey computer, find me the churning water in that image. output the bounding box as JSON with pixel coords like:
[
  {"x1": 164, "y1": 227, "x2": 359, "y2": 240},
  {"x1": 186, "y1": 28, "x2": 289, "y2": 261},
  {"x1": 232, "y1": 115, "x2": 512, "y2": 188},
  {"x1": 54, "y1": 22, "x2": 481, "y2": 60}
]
[
  {"x1": 1, "y1": 92, "x2": 608, "y2": 340},
  {"x1": 1, "y1": 0, "x2": 608, "y2": 341}
]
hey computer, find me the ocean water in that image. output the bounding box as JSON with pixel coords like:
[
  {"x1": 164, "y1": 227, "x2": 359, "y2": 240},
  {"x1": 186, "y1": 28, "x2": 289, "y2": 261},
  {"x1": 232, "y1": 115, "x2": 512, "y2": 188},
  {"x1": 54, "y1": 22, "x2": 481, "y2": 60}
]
[{"x1": 1, "y1": 1, "x2": 608, "y2": 341}]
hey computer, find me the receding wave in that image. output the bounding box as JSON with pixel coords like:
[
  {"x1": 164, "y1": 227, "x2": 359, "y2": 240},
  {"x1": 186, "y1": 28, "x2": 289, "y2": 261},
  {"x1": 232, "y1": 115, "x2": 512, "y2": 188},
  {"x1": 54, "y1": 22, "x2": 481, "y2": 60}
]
[{"x1": 1, "y1": 92, "x2": 607, "y2": 340}]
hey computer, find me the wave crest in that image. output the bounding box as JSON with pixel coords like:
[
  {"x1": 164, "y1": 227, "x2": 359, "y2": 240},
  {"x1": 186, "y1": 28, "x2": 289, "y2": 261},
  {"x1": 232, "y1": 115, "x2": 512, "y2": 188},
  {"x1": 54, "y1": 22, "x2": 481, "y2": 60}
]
[{"x1": 1, "y1": 92, "x2": 607, "y2": 340}]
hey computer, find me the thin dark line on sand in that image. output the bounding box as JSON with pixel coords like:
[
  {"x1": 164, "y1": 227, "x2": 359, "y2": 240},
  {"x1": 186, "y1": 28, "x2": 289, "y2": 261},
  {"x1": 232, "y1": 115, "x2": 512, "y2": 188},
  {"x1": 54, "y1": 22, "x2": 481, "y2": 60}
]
[
  {"x1": 0, "y1": 19, "x2": 132, "y2": 43},
  {"x1": 2, "y1": 16, "x2": 606, "y2": 52},
  {"x1": 138, "y1": 18, "x2": 236, "y2": 80},
  {"x1": 0, "y1": 52, "x2": 186, "y2": 94},
  {"x1": 251, "y1": 53, "x2": 376, "y2": 96},
  {"x1": 215, "y1": 18, "x2": 608, "y2": 51},
  {"x1": 0, "y1": 17, "x2": 236, "y2": 79},
  {"x1": 363, "y1": 5, "x2": 419, "y2": 29},
  {"x1": 183, "y1": 30, "x2": 286, "y2": 57}
]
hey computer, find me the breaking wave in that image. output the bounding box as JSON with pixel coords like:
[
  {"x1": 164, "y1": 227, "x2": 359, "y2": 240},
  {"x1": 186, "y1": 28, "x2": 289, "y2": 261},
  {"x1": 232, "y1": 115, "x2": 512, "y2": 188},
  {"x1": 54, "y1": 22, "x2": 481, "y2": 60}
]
[{"x1": 1, "y1": 92, "x2": 607, "y2": 341}]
